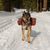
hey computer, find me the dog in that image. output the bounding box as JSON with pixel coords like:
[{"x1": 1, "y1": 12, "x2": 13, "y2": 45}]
[
  {"x1": 21, "y1": 11, "x2": 31, "y2": 43},
  {"x1": 17, "y1": 11, "x2": 36, "y2": 43}
]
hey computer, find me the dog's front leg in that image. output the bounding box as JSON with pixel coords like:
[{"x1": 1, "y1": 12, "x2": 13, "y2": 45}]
[
  {"x1": 22, "y1": 26, "x2": 25, "y2": 41},
  {"x1": 27, "y1": 26, "x2": 31, "y2": 43}
]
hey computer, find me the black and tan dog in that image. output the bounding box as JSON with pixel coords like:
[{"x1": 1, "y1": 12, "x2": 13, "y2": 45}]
[
  {"x1": 21, "y1": 11, "x2": 31, "y2": 43},
  {"x1": 17, "y1": 11, "x2": 36, "y2": 44}
]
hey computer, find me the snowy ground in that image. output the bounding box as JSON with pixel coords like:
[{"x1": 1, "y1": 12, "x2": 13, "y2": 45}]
[{"x1": 0, "y1": 9, "x2": 50, "y2": 50}]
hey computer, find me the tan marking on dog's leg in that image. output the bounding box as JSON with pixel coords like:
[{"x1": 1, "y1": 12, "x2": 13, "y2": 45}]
[
  {"x1": 27, "y1": 26, "x2": 31, "y2": 43},
  {"x1": 22, "y1": 27, "x2": 25, "y2": 41},
  {"x1": 22, "y1": 40, "x2": 25, "y2": 46}
]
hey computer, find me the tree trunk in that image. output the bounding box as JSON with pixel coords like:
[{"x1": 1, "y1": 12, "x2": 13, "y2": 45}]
[
  {"x1": 43, "y1": 0, "x2": 48, "y2": 11},
  {"x1": 40, "y1": 0, "x2": 42, "y2": 11},
  {"x1": 37, "y1": 0, "x2": 39, "y2": 12},
  {"x1": 4, "y1": 0, "x2": 11, "y2": 12}
]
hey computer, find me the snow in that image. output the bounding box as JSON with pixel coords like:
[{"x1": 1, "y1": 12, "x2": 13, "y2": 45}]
[{"x1": 0, "y1": 10, "x2": 50, "y2": 50}]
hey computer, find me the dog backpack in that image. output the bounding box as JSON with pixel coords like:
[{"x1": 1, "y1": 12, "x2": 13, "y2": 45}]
[
  {"x1": 17, "y1": 17, "x2": 36, "y2": 26},
  {"x1": 30, "y1": 18, "x2": 36, "y2": 26}
]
